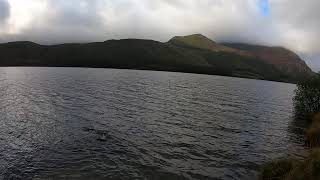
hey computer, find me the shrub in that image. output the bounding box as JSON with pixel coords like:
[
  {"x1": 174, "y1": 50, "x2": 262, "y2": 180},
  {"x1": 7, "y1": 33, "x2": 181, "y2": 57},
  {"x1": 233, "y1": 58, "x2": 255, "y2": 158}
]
[{"x1": 293, "y1": 74, "x2": 320, "y2": 120}]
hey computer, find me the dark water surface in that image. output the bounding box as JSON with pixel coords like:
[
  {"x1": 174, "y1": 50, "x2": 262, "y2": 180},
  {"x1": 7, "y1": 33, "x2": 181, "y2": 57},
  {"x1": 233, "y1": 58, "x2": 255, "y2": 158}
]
[{"x1": 0, "y1": 67, "x2": 306, "y2": 180}]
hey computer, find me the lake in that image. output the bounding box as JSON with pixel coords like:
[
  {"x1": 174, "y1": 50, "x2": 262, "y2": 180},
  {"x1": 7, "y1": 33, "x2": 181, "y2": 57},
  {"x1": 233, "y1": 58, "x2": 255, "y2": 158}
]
[{"x1": 0, "y1": 67, "x2": 306, "y2": 180}]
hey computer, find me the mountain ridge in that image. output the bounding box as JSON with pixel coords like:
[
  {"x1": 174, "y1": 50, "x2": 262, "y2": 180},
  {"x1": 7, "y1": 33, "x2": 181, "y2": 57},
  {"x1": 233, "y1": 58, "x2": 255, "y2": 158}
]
[{"x1": 0, "y1": 34, "x2": 313, "y2": 83}]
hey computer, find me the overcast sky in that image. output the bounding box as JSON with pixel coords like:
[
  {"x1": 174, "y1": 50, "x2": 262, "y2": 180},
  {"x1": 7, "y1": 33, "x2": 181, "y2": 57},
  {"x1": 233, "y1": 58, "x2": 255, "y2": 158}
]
[{"x1": 0, "y1": 0, "x2": 319, "y2": 70}]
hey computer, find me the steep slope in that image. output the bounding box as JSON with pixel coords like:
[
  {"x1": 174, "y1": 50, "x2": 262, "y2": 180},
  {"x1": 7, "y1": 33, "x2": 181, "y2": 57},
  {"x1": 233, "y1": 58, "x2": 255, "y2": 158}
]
[{"x1": 223, "y1": 43, "x2": 313, "y2": 80}]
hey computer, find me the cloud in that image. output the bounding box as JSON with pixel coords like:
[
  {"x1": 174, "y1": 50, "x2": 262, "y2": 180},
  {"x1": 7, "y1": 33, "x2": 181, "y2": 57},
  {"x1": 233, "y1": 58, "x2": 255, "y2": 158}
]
[
  {"x1": 0, "y1": 0, "x2": 10, "y2": 23},
  {"x1": 267, "y1": 0, "x2": 320, "y2": 70},
  {"x1": 1, "y1": 0, "x2": 266, "y2": 43},
  {"x1": 0, "y1": 0, "x2": 319, "y2": 69},
  {"x1": 269, "y1": 0, "x2": 320, "y2": 54}
]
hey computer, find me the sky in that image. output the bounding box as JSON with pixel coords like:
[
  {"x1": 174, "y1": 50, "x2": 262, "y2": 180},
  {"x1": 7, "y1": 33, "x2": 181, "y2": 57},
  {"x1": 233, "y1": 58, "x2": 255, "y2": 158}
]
[{"x1": 0, "y1": 0, "x2": 319, "y2": 71}]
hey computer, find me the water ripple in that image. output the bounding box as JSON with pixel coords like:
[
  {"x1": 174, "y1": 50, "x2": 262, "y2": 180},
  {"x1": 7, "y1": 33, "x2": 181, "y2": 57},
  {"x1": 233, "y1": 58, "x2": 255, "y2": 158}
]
[{"x1": 0, "y1": 67, "x2": 306, "y2": 180}]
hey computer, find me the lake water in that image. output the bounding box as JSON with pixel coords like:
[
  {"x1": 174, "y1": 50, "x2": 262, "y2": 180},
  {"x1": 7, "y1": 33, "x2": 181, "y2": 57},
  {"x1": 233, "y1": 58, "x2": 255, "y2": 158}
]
[{"x1": 0, "y1": 67, "x2": 306, "y2": 180}]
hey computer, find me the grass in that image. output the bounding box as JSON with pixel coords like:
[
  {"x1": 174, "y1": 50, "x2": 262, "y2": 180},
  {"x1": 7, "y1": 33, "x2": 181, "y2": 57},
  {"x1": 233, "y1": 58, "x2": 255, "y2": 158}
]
[
  {"x1": 306, "y1": 113, "x2": 320, "y2": 147},
  {"x1": 285, "y1": 149, "x2": 320, "y2": 180},
  {"x1": 260, "y1": 149, "x2": 320, "y2": 180},
  {"x1": 260, "y1": 159, "x2": 299, "y2": 180}
]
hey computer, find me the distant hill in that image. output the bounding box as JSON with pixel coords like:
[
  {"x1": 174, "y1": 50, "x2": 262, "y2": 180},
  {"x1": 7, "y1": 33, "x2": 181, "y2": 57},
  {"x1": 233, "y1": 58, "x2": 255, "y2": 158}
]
[
  {"x1": 0, "y1": 34, "x2": 313, "y2": 83},
  {"x1": 169, "y1": 34, "x2": 251, "y2": 56},
  {"x1": 223, "y1": 43, "x2": 313, "y2": 79},
  {"x1": 169, "y1": 34, "x2": 235, "y2": 52}
]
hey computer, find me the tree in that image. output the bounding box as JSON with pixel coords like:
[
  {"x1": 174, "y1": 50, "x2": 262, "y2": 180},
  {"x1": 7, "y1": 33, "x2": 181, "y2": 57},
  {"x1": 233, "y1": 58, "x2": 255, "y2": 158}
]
[{"x1": 293, "y1": 73, "x2": 320, "y2": 120}]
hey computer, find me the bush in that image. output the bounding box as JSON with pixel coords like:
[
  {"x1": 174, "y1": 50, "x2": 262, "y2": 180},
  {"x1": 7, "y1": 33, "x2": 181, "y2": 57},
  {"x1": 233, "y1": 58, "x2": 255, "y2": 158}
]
[{"x1": 293, "y1": 74, "x2": 320, "y2": 120}]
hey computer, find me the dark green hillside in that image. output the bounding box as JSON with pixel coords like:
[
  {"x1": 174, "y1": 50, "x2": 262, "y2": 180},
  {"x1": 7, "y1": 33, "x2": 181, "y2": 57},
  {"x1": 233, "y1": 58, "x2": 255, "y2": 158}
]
[
  {"x1": 0, "y1": 34, "x2": 313, "y2": 83},
  {"x1": 0, "y1": 39, "x2": 207, "y2": 69}
]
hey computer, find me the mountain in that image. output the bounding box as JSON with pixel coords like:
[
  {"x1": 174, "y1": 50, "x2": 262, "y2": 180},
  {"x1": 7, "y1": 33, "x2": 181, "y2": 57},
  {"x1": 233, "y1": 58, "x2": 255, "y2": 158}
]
[
  {"x1": 169, "y1": 34, "x2": 251, "y2": 57},
  {"x1": 0, "y1": 39, "x2": 210, "y2": 70},
  {"x1": 0, "y1": 34, "x2": 313, "y2": 83},
  {"x1": 223, "y1": 43, "x2": 313, "y2": 79},
  {"x1": 169, "y1": 34, "x2": 236, "y2": 52}
]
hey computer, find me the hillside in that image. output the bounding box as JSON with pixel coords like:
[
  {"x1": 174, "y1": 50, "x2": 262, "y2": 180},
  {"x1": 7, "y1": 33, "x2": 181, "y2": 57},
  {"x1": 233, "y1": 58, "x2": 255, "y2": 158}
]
[
  {"x1": 0, "y1": 35, "x2": 313, "y2": 83},
  {"x1": 169, "y1": 34, "x2": 236, "y2": 52},
  {"x1": 223, "y1": 43, "x2": 313, "y2": 79},
  {"x1": 169, "y1": 34, "x2": 251, "y2": 57}
]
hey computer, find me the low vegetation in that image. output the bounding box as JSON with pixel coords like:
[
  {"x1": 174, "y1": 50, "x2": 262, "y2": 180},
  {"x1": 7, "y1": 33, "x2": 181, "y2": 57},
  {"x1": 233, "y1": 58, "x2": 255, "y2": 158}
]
[
  {"x1": 261, "y1": 149, "x2": 320, "y2": 180},
  {"x1": 306, "y1": 113, "x2": 320, "y2": 147},
  {"x1": 260, "y1": 159, "x2": 300, "y2": 180}
]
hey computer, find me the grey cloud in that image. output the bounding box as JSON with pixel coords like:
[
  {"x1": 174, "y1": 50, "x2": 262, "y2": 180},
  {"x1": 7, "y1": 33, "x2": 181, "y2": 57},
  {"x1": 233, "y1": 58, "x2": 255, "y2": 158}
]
[
  {"x1": 269, "y1": 0, "x2": 320, "y2": 53},
  {"x1": 266, "y1": 0, "x2": 320, "y2": 69},
  {"x1": 11, "y1": 0, "x2": 109, "y2": 44},
  {"x1": 6, "y1": 0, "x2": 264, "y2": 43},
  {"x1": 1, "y1": 0, "x2": 319, "y2": 70},
  {"x1": 47, "y1": 0, "x2": 103, "y2": 28}
]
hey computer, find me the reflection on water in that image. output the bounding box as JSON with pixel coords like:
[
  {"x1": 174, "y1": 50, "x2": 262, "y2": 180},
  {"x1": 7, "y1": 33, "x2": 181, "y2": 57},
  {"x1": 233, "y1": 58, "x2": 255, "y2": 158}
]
[{"x1": 0, "y1": 67, "x2": 306, "y2": 180}]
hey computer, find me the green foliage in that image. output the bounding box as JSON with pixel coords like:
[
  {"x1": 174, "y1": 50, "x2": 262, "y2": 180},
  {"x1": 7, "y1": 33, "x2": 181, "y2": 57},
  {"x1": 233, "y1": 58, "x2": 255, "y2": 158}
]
[{"x1": 293, "y1": 74, "x2": 320, "y2": 119}]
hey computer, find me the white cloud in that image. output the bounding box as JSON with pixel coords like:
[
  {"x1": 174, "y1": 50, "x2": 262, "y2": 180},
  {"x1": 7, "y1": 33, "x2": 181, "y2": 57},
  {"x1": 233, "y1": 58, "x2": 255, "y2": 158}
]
[
  {"x1": 5, "y1": 0, "x2": 47, "y2": 34},
  {"x1": 0, "y1": 0, "x2": 319, "y2": 69}
]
